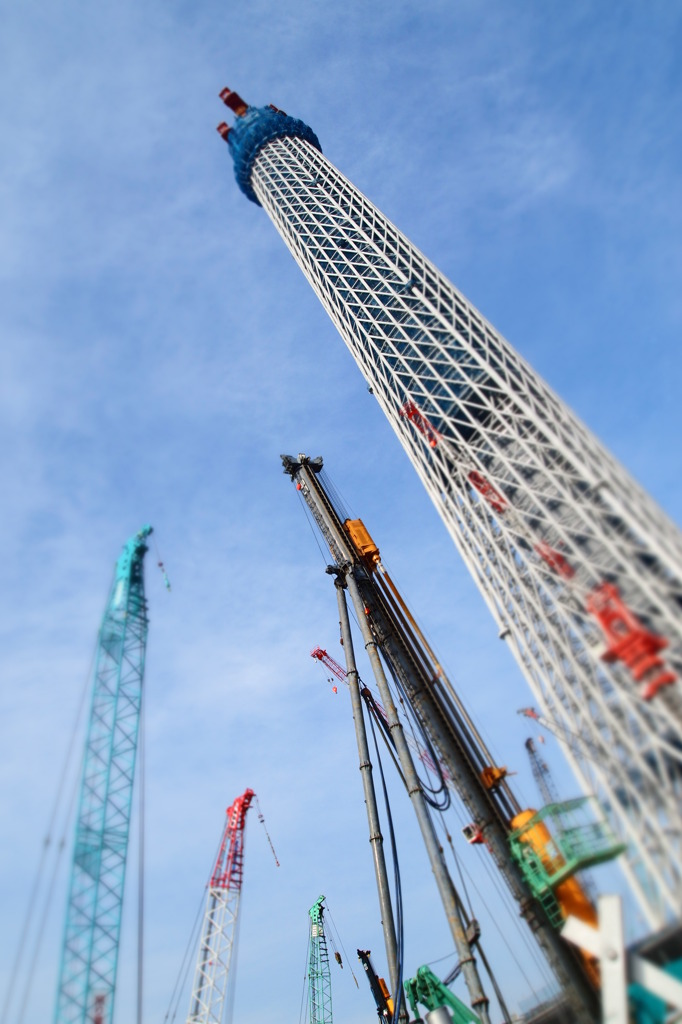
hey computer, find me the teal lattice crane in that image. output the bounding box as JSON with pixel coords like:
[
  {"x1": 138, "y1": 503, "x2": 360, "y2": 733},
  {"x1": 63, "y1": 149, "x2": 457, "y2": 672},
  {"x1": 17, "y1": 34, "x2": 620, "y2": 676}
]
[
  {"x1": 54, "y1": 526, "x2": 152, "y2": 1024},
  {"x1": 308, "y1": 896, "x2": 333, "y2": 1024}
]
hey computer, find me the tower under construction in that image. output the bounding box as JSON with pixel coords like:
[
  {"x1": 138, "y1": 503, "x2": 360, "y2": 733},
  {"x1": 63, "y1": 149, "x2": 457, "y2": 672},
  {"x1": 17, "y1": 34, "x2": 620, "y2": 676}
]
[{"x1": 218, "y1": 90, "x2": 682, "y2": 927}]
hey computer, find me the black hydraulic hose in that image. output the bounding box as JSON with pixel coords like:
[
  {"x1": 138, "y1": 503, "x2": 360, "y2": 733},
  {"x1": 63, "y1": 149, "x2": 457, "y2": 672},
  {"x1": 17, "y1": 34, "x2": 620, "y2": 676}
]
[{"x1": 381, "y1": 661, "x2": 452, "y2": 812}]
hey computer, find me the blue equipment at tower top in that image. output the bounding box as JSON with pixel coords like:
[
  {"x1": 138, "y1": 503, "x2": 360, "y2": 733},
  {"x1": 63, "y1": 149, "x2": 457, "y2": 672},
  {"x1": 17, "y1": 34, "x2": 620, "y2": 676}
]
[{"x1": 217, "y1": 89, "x2": 321, "y2": 205}]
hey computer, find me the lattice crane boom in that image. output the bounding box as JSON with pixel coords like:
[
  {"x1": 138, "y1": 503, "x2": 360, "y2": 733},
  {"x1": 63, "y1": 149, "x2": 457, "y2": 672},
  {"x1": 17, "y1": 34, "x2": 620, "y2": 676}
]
[
  {"x1": 525, "y1": 738, "x2": 560, "y2": 808},
  {"x1": 54, "y1": 526, "x2": 152, "y2": 1024},
  {"x1": 311, "y1": 647, "x2": 452, "y2": 783},
  {"x1": 186, "y1": 789, "x2": 254, "y2": 1024},
  {"x1": 311, "y1": 647, "x2": 346, "y2": 684},
  {"x1": 308, "y1": 896, "x2": 333, "y2": 1024}
]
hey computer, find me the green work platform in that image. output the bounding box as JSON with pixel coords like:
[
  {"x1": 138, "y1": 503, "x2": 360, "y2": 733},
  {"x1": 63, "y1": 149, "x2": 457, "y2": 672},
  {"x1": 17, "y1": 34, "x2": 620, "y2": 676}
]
[{"x1": 509, "y1": 797, "x2": 626, "y2": 899}]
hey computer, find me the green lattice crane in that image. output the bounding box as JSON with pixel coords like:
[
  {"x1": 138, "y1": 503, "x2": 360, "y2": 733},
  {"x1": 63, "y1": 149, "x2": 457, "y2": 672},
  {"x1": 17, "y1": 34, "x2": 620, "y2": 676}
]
[
  {"x1": 54, "y1": 526, "x2": 152, "y2": 1024},
  {"x1": 308, "y1": 896, "x2": 333, "y2": 1024}
]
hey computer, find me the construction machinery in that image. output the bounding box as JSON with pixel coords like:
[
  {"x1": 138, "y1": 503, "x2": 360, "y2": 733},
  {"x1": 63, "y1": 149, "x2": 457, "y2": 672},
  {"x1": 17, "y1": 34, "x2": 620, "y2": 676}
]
[
  {"x1": 54, "y1": 526, "x2": 152, "y2": 1024},
  {"x1": 285, "y1": 453, "x2": 629, "y2": 1021},
  {"x1": 525, "y1": 738, "x2": 560, "y2": 809},
  {"x1": 308, "y1": 897, "x2": 333, "y2": 1024},
  {"x1": 186, "y1": 789, "x2": 255, "y2": 1024},
  {"x1": 357, "y1": 950, "x2": 393, "y2": 1023},
  {"x1": 404, "y1": 966, "x2": 481, "y2": 1024}
]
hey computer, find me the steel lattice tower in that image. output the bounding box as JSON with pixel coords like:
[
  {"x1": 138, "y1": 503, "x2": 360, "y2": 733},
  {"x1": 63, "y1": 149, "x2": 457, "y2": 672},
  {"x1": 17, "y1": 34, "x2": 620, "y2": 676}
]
[
  {"x1": 54, "y1": 526, "x2": 152, "y2": 1024},
  {"x1": 218, "y1": 91, "x2": 682, "y2": 928},
  {"x1": 186, "y1": 790, "x2": 254, "y2": 1024},
  {"x1": 308, "y1": 897, "x2": 333, "y2": 1024}
]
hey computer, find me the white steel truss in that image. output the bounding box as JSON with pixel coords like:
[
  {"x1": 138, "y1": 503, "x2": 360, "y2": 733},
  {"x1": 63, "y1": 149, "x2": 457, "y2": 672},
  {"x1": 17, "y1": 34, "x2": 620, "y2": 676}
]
[
  {"x1": 186, "y1": 886, "x2": 241, "y2": 1024},
  {"x1": 186, "y1": 790, "x2": 253, "y2": 1024},
  {"x1": 228, "y1": 118, "x2": 682, "y2": 927}
]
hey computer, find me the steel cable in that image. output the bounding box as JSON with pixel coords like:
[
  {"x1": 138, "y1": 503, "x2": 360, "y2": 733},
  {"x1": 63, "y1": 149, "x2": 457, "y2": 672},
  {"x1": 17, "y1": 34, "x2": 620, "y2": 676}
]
[
  {"x1": 137, "y1": 694, "x2": 146, "y2": 1024},
  {"x1": 163, "y1": 827, "x2": 226, "y2": 1023},
  {"x1": 0, "y1": 622, "x2": 100, "y2": 1024}
]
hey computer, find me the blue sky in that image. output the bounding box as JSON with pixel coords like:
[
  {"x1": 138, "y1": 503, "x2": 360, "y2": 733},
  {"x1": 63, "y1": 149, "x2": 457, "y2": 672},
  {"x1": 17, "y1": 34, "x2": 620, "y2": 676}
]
[{"x1": 1, "y1": 2, "x2": 681, "y2": 1021}]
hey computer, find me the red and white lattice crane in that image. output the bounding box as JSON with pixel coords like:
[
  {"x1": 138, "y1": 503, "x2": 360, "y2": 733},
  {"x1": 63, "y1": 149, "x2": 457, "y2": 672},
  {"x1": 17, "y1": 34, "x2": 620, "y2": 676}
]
[
  {"x1": 311, "y1": 646, "x2": 346, "y2": 693},
  {"x1": 186, "y1": 789, "x2": 254, "y2": 1024},
  {"x1": 310, "y1": 647, "x2": 452, "y2": 783}
]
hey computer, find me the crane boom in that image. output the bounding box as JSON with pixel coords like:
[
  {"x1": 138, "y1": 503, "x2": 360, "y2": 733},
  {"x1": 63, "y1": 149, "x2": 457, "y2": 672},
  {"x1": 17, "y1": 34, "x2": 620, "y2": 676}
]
[
  {"x1": 187, "y1": 789, "x2": 255, "y2": 1024},
  {"x1": 311, "y1": 647, "x2": 452, "y2": 784},
  {"x1": 357, "y1": 950, "x2": 393, "y2": 1022},
  {"x1": 308, "y1": 896, "x2": 333, "y2": 1024},
  {"x1": 54, "y1": 526, "x2": 152, "y2": 1024},
  {"x1": 311, "y1": 647, "x2": 347, "y2": 683},
  {"x1": 525, "y1": 738, "x2": 560, "y2": 807}
]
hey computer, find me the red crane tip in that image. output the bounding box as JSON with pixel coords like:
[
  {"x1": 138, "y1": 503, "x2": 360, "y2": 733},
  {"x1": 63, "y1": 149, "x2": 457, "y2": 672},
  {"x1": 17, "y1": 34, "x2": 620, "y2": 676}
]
[{"x1": 217, "y1": 122, "x2": 231, "y2": 141}]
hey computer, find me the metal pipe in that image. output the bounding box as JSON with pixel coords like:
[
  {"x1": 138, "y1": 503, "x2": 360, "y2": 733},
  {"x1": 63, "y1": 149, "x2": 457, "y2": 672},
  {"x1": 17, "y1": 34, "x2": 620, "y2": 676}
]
[
  {"x1": 355, "y1": 574, "x2": 598, "y2": 1020},
  {"x1": 343, "y1": 567, "x2": 492, "y2": 1024},
  {"x1": 332, "y1": 573, "x2": 400, "y2": 996}
]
